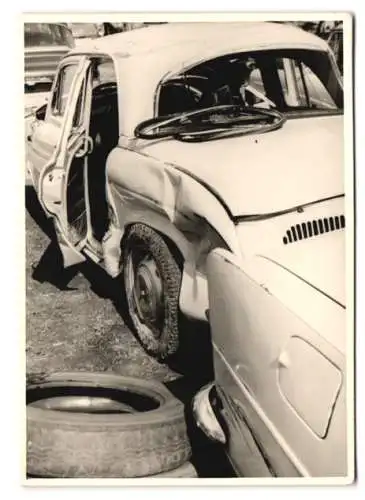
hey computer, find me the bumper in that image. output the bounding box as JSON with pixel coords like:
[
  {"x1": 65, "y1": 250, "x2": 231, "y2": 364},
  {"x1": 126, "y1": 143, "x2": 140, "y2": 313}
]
[{"x1": 192, "y1": 383, "x2": 226, "y2": 444}]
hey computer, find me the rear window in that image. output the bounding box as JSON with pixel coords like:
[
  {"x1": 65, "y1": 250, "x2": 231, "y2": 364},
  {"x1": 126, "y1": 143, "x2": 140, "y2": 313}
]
[{"x1": 24, "y1": 23, "x2": 75, "y2": 48}]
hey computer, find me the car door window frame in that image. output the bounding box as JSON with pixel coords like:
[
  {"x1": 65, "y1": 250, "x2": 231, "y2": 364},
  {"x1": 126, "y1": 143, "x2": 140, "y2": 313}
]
[
  {"x1": 54, "y1": 57, "x2": 91, "y2": 169},
  {"x1": 45, "y1": 56, "x2": 84, "y2": 125},
  {"x1": 39, "y1": 57, "x2": 91, "y2": 211}
]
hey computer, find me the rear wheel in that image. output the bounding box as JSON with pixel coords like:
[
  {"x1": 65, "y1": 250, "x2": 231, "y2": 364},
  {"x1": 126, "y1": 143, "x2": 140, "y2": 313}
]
[{"x1": 123, "y1": 224, "x2": 182, "y2": 360}]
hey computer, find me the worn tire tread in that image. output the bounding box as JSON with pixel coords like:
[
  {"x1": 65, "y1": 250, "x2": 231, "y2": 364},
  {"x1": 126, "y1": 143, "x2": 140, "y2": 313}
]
[
  {"x1": 123, "y1": 224, "x2": 182, "y2": 359},
  {"x1": 27, "y1": 372, "x2": 191, "y2": 478}
]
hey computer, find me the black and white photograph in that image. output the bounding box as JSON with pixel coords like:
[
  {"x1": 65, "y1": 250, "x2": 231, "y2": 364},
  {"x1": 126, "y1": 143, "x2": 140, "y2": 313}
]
[{"x1": 23, "y1": 13, "x2": 354, "y2": 484}]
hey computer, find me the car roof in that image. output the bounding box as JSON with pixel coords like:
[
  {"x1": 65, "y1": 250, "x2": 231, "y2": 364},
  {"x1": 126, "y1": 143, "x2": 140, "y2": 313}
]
[
  {"x1": 66, "y1": 22, "x2": 332, "y2": 136},
  {"x1": 69, "y1": 21, "x2": 329, "y2": 61}
]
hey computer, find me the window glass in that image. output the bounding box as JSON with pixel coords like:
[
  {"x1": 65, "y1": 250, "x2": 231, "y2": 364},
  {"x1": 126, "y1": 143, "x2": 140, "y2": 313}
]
[
  {"x1": 72, "y1": 79, "x2": 85, "y2": 128},
  {"x1": 288, "y1": 59, "x2": 336, "y2": 109},
  {"x1": 51, "y1": 64, "x2": 78, "y2": 117},
  {"x1": 301, "y1": 63, "x2": 336, "y2": 108},
  {"x1": 282, "y1": 58, "x2": 308, "y2": 107},
  {"x1": 158, "y1": 49, "x2": 342, "y2": 116},
  {"x1": 92, "y1": 59, "x2": 117, "y2": 87}
]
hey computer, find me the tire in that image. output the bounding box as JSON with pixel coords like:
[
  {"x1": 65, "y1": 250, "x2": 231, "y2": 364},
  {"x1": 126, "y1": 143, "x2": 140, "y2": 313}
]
[
  {"x1": 149, "y1": 461, "x2": 197, "y2": 478},
  {"x1": 27, "y1": 372, "x2": 191, "y2": 478},
  {"x1": 123, "y1": 224, "x2": 182, "y2": 360}
]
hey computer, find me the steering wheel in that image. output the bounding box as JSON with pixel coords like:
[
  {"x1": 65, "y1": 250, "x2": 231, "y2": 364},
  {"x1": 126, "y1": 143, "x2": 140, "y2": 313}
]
[{"x1": 162, "y1": 75, "x2": 216, "y2": 110}]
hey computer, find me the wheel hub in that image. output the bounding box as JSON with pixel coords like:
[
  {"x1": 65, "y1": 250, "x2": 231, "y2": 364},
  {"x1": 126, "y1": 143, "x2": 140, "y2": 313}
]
[{"x1": 133, "y1": 257, "x2": 163, "y2": 336}]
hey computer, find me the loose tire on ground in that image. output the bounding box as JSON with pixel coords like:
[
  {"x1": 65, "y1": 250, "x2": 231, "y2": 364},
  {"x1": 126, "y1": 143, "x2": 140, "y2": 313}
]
[
  {"x1": 123, "y1": 224, "x2": 182, "y2": 360},
  {"x1": 27, "y1": 372, "x2": 191, "y2": 478},
  {"x1": 149, "y1": 461, "x2": 197, "y2": 477}
]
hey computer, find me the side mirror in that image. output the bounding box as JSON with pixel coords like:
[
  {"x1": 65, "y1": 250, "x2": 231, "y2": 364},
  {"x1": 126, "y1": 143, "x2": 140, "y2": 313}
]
[{"x1": 35, "y1": 104, "x2": 47, "y2": 121}]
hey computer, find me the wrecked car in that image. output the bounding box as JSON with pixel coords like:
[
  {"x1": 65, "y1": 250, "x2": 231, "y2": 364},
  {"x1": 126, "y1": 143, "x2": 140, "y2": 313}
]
[{"x1": 26, "y1": 22, "x2": 344, "y2": 360}]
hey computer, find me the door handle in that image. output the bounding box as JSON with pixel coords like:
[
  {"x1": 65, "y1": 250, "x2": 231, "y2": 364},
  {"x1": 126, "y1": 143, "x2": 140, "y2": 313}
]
[{"x1": 75, "y1": 136, "x2": 94, "y2": 158}]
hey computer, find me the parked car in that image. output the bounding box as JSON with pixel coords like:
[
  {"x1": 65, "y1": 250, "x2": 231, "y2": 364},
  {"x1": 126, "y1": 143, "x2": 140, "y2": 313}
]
[
  {"x1": 193, "y1": 226, "x2": 348, "y2": 477},
  {"x1": 26, "y1": 22, "x2": 344, "y2": 360},
  {"x1": 24, "y1": 23, "x2": 75, "y2": 118}
]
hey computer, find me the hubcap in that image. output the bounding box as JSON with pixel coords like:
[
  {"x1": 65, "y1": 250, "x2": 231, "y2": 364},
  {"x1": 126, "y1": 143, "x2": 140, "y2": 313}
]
[{"x1": 129, "y1": 253, "x2": 164, "y2": 337}]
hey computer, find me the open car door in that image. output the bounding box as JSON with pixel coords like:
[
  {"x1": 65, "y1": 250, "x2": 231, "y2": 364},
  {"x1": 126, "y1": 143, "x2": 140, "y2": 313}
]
[{"x1": 38, "y1": 56, "x2": 92, "y2": 267}]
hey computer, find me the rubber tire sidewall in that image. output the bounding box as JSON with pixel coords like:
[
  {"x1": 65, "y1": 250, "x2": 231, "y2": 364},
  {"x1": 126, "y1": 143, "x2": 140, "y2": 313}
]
[
  {"x1": 123, "y1": 224, "x2": 182, "y2": 360},
  {"x1": 27, "y1": 372, "x2": 191, "y2": 478}
]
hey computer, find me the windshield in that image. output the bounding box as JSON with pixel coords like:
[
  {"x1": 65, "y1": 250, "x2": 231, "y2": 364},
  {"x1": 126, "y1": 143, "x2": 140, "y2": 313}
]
[
  {"x1": 24, "y1": 23, "x2": 74, "y2": 48},
  {"x1": 158, "y1": 49, "x2": 343, "y2": 117},
  {"x1": 69, "y1": 23, "x2": 99, "y2": 39}
]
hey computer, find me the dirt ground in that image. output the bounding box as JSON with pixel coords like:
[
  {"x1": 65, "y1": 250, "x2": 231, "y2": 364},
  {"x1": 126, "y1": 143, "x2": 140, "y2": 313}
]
[
  {"x1": 26, "y1": 188, "x2": 176, "y2": 381},
  {"x1": 25, "y1": 186, "x2": 234, "y2": 478}
]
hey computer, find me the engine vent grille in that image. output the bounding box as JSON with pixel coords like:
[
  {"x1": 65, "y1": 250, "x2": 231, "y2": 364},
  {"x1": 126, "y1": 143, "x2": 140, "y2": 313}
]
[{"x1": 283, "y1": 215, "x2": 345, "y2": 245}]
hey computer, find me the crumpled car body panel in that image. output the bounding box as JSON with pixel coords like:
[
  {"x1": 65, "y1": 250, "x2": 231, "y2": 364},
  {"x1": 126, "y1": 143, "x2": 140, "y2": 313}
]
[{"x1": 105, "y1": 145, "x2": 240, "y2": 320}]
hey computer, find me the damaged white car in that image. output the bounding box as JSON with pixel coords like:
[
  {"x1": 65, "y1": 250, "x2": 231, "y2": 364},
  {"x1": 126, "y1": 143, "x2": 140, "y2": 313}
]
[{"x1": 26, "y1": 22, "x2": 344, "y2": 360}]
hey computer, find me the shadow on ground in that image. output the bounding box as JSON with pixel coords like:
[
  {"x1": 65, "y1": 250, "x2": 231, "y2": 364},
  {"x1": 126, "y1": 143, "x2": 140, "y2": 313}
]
[{"x1": 26, "y1": 186, "x2": 235, "y2": 478}]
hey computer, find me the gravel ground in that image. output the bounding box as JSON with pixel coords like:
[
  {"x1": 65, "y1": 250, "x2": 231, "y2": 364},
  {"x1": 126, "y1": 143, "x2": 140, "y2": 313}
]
[
  {"x1": 26, "y1": 187, "x2": 177, "y2": 381},
  {"x1": 25, "y1": 186, "x2": 234, "y2": 478}
]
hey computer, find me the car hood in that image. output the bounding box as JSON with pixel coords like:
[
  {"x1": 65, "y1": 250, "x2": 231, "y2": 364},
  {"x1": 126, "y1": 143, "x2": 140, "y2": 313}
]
[
  {"x1": 24, "y1": 91, "x2": 49, "y2": 115},
  {"x1": 261, "y1": 229, "x2": 346, "y2": 307},
  {"x1": 24, "y1": 92, "x2": 49, "y2": 121},
  {"x1": 142, "y1": 114, "x2": 344, "y2": 217},
  {"x1": 238, "y1": 227, "x2": 346, "y2": 354}
]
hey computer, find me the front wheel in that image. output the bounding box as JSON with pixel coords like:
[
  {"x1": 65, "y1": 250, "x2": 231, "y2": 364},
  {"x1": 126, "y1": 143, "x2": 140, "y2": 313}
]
[{"x1": 123, "y1": 224, "x2": 182, "y2": 360}]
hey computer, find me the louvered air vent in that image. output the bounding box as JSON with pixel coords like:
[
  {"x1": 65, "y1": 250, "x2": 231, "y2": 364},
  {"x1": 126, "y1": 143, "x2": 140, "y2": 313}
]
[{"x1": 283, "y1": 215, "x2": 345, "y2": 245}]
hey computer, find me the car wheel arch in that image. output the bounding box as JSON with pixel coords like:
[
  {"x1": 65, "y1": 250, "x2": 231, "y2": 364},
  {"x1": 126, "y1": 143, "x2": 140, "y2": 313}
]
[{"x1": 120, "y1": 221, "x2": 187, "y2": 270}]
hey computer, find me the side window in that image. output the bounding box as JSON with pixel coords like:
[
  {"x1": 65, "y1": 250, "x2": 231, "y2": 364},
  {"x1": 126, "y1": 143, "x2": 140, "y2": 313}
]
[
  {"x1": 71, "y1": 77, "x2": 86, "y2": 128},
  {"x1": 95, "y1": 60, "x2": 117, "y2": 85},
  {"x1": 280, "y1": 58, "x2": 307, "y2": 107},
  {"x1": 281, "y1": 58, "x2": 336, "y2": 109},
  {"x1": 300, "y1": 63, "x2": 336, "y2": 108},
  {"x1": 51, "y1": 63, "x2": 78, "y2": 117}
]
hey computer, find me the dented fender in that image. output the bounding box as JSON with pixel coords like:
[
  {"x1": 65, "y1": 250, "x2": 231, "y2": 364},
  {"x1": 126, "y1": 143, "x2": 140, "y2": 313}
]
[
  {"x1": 106, "y1": 145, "x2": 240, "y2": 254},
  {"x1": 103, "y1": 144, "x2": 241, "y2": 319}
]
